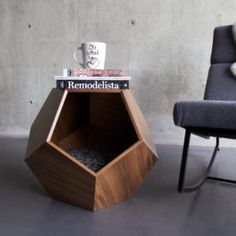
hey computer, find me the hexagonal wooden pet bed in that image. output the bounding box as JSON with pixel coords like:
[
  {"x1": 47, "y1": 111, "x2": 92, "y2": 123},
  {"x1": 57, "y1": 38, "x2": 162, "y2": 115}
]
[{"x1": 25, "y1": 89, "x2": 158, "y2": 211}]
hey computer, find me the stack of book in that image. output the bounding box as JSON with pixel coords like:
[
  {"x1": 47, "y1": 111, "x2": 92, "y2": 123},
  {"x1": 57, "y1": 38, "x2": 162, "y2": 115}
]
[{"x1": 55, "y1": 69, "x2": 131, "y2": 90}]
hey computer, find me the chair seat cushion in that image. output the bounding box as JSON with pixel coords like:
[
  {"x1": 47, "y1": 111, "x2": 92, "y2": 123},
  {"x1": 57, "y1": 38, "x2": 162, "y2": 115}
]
[{"x1": 173, "y1": 100, "x2": 236, "y2": 130}]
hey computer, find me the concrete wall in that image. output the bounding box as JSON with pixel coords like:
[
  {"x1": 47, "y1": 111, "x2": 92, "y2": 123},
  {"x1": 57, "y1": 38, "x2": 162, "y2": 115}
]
[{"x1": 1, "y1": 0, "x2": 236, "y2": 145}]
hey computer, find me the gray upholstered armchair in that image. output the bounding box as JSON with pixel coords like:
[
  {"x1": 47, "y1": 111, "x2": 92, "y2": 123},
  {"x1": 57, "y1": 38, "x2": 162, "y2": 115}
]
[{"x1": 174, "y1": 25, "x2": 236, "y2": 192}]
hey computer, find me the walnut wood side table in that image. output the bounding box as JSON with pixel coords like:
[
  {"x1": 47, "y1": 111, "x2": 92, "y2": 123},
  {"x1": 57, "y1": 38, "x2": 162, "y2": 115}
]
[{"x1": 25, "y1": 89, "x2": 158, "y2": 211}]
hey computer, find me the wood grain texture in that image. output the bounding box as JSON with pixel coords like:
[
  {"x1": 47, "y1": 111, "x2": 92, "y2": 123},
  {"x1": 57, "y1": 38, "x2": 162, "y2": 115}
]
[
  {"x1": 50, "y1": 91, "x2": 138, "y2": 163},
  {"x1": 26, "y1": 88, "x2": 64, "y2": 157},
  {"x1": 26, "y1": 142, "x2": 96, "y2": 210},
  {"x1": 50, "y1": 92, "x2": 90, "y2": 146},
  {"x1": 94, "y1": 141, "x2": 157, "y2": 210},
  {"x1": 121, "y1": 90, "x2": 159, "y2": 158},
  {"x1": 25, "y1": 88, "x2": 158, "y2": 211}
]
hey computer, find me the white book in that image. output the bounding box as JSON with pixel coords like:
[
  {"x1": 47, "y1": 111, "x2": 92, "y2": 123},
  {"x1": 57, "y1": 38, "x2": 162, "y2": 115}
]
[{"x1": 55, "y1": 76, "x2": 131, "y2": 81}]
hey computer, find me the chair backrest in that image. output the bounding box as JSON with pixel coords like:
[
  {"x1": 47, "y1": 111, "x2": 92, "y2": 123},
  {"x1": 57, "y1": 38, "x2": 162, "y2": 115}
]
[{"x1": 204, "y1": 25, "x2": 236, "y2": 101}]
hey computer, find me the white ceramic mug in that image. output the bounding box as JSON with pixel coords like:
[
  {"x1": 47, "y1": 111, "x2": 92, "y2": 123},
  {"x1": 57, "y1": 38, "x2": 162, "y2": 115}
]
[{"x1": 73, "y1": 42, "x2": 106, "y2": 69}]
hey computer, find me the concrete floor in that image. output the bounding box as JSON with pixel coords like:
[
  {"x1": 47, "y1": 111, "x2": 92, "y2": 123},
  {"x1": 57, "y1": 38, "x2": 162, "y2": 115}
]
[{"x1": 1, "y1": 137, "x2": 236, "y2": 236}]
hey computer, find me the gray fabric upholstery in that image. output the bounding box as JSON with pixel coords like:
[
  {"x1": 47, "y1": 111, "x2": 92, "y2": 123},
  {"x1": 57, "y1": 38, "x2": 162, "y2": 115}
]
[
  {"x1": 174, "y1": 101, "x2": 236, "y2": 130},
  {"x1": 211, "y1": 25, "x2": 236, "y2": 64},
  {"x1": 174, "y1": 25, "x2": 236, "y2": 131},
  {"x1": 204, "y1": 63, "x2": 236, "y2": 100},
  {"x1": 232, "y1": 23, "x2": 236, "y2": 43}
]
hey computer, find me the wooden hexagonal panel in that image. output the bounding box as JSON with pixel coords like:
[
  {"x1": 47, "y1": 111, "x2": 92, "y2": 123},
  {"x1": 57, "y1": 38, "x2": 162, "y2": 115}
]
[{"x1": 25, "y1": 89, "x2": 158, "y2": 211}]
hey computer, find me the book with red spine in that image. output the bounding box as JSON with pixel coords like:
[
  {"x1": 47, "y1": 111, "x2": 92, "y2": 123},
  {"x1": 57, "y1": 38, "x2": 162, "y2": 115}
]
[{"x1": 71, "y1": 69, "x2": 125, "y2": 77}]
